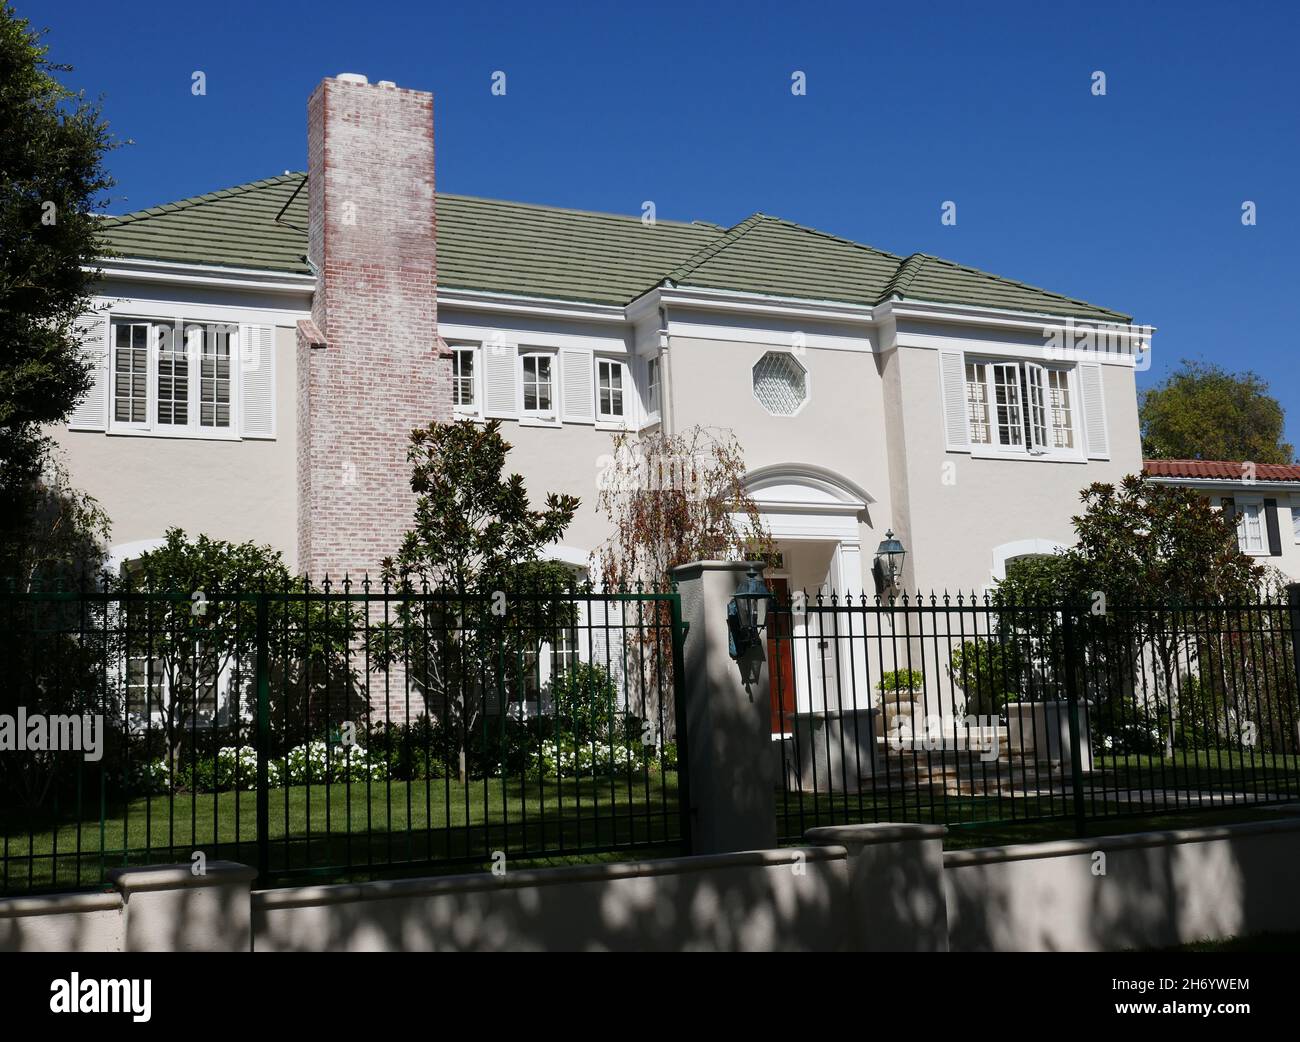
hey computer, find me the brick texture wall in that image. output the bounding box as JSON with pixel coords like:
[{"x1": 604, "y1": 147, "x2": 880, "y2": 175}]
[{"x1": 298, "y1": 76, "x2": 450, "y2": 582}]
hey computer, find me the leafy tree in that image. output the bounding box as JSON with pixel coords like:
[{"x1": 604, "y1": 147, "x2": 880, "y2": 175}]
[
  {"x1": 127, "y1": 529, "x2": 359, "y2": 771},
  {"x1": 2, "y1": 450, "x2": 109, "y2": 591},
  {"x1": 374, "y1": 419, "x2": 580, "y2": 779},
  {"x1": 1, "y1": 3, "x2": 117, "y2": 577},
  {"x1": 987, "y1": 476, "x2": 1267, "y2": 750},
  {"x1": 1140, "y1": 359, "x2": 1294, "y2": 465}
]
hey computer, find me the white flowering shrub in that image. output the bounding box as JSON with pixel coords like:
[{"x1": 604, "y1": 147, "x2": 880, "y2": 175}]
[
  {"x1": 214, "y1": 745, "x2": 281, "y2": 789},
  {"x1": 281, "y1": 741, "x2": 387, "y2": 785},
  {"x1": 532, "y1": 739, "x2": 641, "y2": 779}
]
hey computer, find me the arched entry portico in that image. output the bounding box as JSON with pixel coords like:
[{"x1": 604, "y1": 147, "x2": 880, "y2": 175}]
[{"x1": 744, "y1": 464, "x2": 877, "y2": 732}]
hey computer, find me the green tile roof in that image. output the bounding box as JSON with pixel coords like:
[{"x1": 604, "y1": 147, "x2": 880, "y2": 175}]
[{"x1": 97, "y1": 173, "x2": 1131, "y2": 321}]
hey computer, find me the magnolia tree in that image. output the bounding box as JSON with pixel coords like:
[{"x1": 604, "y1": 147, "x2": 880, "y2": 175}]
[
  {"x1": 594, "y1": 426, "x2": 775, "y2": 739},
  {"x1": 970, "y1": 475, "x2": 1274, "y2": 753},
  {"x1": 371, "y1": 419, "x2": 580, "y2": 779}
]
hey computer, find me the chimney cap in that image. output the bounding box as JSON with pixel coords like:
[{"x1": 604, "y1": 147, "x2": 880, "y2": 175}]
[{"x1": 336, "y1": 73, "x2": 368, "y2": 85}]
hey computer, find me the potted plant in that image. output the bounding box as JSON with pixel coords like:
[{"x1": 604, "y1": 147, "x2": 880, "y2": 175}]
[{"x1": 876, "y1": 669, "x2": 924, "y2": 732}]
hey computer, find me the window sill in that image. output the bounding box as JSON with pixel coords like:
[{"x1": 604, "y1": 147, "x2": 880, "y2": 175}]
[
  {"x1": 968, "y1": 447, "x2": 1086, "y2": 464},
  {"x1": 519, "y1": 415, "x2": 562, "y2": 429},
  {"x1": 595, "y1": 418, "x2": 631, "y2": 432},
  {"x1": 107, "y1": 426, "x2": 245, "y2": 443}
]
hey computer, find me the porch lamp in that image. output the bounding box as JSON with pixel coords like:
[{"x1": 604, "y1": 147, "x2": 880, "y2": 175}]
[
  {"x1": 727, "y1": 565, "x2": 772, "y2": 660},
  {"x1": 874, "y1": 529, "x2": 907, "y2": 589}
]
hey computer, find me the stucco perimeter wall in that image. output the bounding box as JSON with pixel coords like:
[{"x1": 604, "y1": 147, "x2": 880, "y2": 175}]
[
  {"x1": 7, "y1": 819, "x2": 1300, "y2": 951},
  {"x1": 944, "y1": 819, "x2": 1300, "y2": 952},
  {"x1": 53, "y1": 323, "x2": 300, "y2": 570},
  {"x1": 0, "y1": 892, "x2": 124, "y2": 952},
  {"x1": 253, "y1": 847, "x2": 853, "y2": 952}
]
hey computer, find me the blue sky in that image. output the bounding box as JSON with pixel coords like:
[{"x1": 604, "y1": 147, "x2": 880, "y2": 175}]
[{"x1": 26, "y1": 0, "x2": 1300, "y2": 453}]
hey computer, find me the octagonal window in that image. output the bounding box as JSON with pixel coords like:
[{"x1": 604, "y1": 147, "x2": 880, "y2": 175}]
[{"x1": 752, "y1": 351, "x2": 807, "y2": 416}]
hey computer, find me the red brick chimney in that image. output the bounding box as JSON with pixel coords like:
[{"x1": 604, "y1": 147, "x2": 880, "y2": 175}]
[{"x1": 297, "y1": 74, "x2": 449, "y2": 579}]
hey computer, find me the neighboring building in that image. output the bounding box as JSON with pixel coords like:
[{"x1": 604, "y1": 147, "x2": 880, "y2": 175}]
[
  {"x1": 1143, "y1": 459, "x2": 1300, "y2": 582},
  {"x1": 54, "y1": 74, "x2": 1153, "y2": 714}
]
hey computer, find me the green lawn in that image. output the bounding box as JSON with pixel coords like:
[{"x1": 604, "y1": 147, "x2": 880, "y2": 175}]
[
  {"x1": 1, "y1": 771, "x2": 682, "y2": 894},
  {"x1": 775, "y1": 745, "x2": 1300, "y2": 847}
]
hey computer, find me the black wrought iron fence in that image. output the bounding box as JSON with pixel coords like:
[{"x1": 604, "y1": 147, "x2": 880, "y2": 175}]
[
  {"x1": 0, "y1": 580, "x2": 689, "y2": 895},
  {"x1": 770, "y1": 589, "x2": 1300, "y2": 842}
]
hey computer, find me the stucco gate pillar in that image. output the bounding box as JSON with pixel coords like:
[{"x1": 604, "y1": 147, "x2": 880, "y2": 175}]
[{"x1": 671, "y1": 561, "x2": 777, "y2": 854}]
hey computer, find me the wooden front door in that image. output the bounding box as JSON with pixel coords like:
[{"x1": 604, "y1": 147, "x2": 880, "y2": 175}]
[{"x1": 768, "y1": 577, "x2": 796, "y2": 734}]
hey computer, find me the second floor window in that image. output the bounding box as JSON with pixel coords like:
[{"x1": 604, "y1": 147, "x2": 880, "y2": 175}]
[
  {"x1": 966, "y1": 360, "x2": 1075, "y2": 456},
  {"x1": 647, "y1": 357, "x2": 661, "y2": 416},
  {"x1": 452, "y1": 345, "x2": 477, "y2": 410},
  {"x1": 112, "y1": 319, "x2": 235, "y2": 434},
  {"x1": 521, "y1": 352, "x2": 554, "y2": 415},
  {"x1": 597, "y1": 358, "x2": 625, "y2": 420},
  {"x1": 114, "y1": 322, "x2": 150, "y2": 423}
]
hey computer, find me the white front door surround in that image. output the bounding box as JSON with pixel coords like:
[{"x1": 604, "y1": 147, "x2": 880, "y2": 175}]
[{"x1": 744, "y1": 464, "x2": 875, "y2": 716}]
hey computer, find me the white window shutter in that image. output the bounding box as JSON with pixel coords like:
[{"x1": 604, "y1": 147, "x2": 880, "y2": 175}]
[
  {"x1": 561, "y1": 348, "x2": 595, "y2": 423},
  {"x1": 239, "y1": 324, "x2": 276, "y2": 439},
  {"x1": 938, "y1": 350, "x2": 970, "y2": 452},
  {"x1": 483, "y1": 343, "x2": 518, "y2": 418},
  {"x1": 68, "y1": 312, "x2": 110, "y2": 431},
  {"x1": 1078, "y1": 363, "x2": 1109, "y2": 459}
]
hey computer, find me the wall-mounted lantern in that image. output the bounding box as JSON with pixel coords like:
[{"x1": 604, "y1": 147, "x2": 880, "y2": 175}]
[
  {"x1": 727, "y1": 565, "x2": 772, "y2": 660},
  {"x1": 874, "y1": 529, "x2": 907, "y2": 589}
]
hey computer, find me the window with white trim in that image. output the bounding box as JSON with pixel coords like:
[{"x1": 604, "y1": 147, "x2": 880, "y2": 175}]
[
  {"x1": 1292, "y1": 498, "x2": 1300, "y2": 544},
  {"x1": 113, "y1": 321, "x2": 150, "y2": 424},
  {"x1": 520, "y1": 351, "x2": 555, "y2": 417},
  {"x1": 198, "y1": 325, "x2": 233, "y2": 428},
  {"x1": 597, "y1": 357, "x2": 626, "y2": 421},
  {"x1": 111, "y1": 318, "x2": 238, "y2": 436},
  {"x1": 646, "y1": 356, "x2": 661, "y2": 416},
  {"x1": 451, "y1": 343, "x2": 478, "y2": 412},
  {"x1": 1229, "y1": 497, "x2": 1266, "y2": 554},
  {"x1": 965, "y1": 359, "x2": 1077, "y2": 457}
]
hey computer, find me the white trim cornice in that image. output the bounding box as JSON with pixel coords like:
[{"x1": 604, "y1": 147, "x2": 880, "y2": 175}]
[
  {"x1": 96, "y1": 257, "x2": 315, "y2": 296},
  {"x1": 879, "y1": 299, "x2": 1154, "y2": 342},
  {"x1": 439, "y1": 286, "x2": 626, "y2": 323},
  {"x1": 653, "y1": 285, "x2": 876, "y2": 324}
]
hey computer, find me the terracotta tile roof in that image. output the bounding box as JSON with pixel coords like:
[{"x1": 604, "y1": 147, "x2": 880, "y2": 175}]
[{"x1": 1143, "y1": 459, "x2": 1300, "y2": 482}]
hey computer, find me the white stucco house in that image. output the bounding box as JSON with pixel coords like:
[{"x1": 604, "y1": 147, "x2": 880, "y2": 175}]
[
  {"x1": 1144, "y1": 459, "x2": 1300, "y2": 583},
  {"x1": 53, "y1": 74, "x2": 1157, "y2": 718}
]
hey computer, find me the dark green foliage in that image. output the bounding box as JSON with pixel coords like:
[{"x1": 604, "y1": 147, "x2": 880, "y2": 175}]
[
  {"x1": 124, "y1": 529, "x2": 361, "y2": 770},
  {"x1": 948, "y1": 639, "x2": 1023, "y2": 716},
  {"x1": 0, "y1": 3, "x2": 117, "y2": 579},
  {"x1": 373, "y1": 419, "x2": 581, "y2": 778}
]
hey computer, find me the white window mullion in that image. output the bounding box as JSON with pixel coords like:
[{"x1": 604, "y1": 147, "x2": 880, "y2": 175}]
[{"x1": 990, "y1": 362, "x2": 1024, "y2": 449}]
